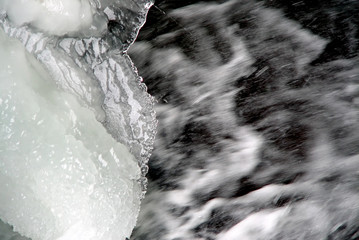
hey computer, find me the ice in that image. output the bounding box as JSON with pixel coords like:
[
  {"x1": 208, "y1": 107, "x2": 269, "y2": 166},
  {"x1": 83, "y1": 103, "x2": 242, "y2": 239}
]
[
  {"x1": 0, "y1": 0, "x2": 99, "y2": 36},
  {"x1": 0, "y1": 0, "x2": 153, "y2": 40},
  {"x1": 0, "y1": 26, "x2": 143, "y2": 240},
  {"x1": 0, "y1": 0, "x2": 156, "y2": 239},
  {"x1": 0, "y1": 0, "x2": 156, "y2": 160}
]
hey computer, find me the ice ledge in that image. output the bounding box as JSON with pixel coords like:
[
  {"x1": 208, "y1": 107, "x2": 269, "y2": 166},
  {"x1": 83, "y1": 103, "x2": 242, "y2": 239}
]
[{"x1": 0, "y1": 5, "x2": 157, "y2": 194}]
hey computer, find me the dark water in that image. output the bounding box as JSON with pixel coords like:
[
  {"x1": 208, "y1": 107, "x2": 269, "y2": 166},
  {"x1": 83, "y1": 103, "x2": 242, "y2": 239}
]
[{"x1": 129, "y1": 0, "x2": 359, "y2": 239}]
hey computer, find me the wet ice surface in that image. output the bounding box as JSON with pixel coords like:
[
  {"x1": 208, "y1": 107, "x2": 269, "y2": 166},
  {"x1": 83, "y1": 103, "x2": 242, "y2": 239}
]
[
  {"x1": 0, "y1": 0, "x2": 156, "y2": 239},
  {"x1": 0, "y1": 0, "x2": 96, "y2": 36},
  {"x1": 129, "y1": 0, "x2": 359, "y2": 239},
  {"x1": 0, "y1": 0, "x2": 152, "y2": 40},
  {"x1": 0, "y1": 28, "x2": 141, "y2": 239}
]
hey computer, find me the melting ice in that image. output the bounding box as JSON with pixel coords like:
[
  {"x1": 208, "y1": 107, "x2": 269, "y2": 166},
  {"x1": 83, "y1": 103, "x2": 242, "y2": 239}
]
[
  {"x1": 0, "y1": 0, "x2": 155, "y2": 239},
  {"x1": 0, "y1": 0, "x2": 103, "y2": 36},
  {"x1": 0, "y1": 28, "x2": 141, "y2": 240}
]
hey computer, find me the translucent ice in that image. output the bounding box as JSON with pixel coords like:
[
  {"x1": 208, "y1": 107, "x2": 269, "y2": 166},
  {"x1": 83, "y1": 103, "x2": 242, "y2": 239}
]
[{"x1": 0, "y1": 27, "x2": 141, "y2": 240}]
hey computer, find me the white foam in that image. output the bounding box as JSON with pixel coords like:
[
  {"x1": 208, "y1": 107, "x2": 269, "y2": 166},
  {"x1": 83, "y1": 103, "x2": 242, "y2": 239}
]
[
  {"x1": 218, "y1": 208, "x2": 288, "y2": 240},
  {"x1": 0, "y1": 27, "x2": 141, "y2": 240}
]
